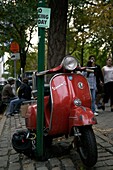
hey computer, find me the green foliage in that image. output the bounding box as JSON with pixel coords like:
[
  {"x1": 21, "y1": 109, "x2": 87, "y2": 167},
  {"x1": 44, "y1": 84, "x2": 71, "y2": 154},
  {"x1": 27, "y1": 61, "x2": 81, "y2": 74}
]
[
  {"x1": 1, "y1": 0, "x2": 113, "y2": 74},
  {"x1": 26, "y1": 49, "x2": 38, "y2": 71},
  {"x1": 67, "y1": 0, "x2": 113, "y2": 67},
  {"x1": 0, "y1": 0, "x2": 38, "y2": 72}
]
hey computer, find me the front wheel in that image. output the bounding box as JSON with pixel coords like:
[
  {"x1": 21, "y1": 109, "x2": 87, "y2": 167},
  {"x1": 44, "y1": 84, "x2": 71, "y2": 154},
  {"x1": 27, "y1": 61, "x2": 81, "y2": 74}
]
[{"x1": 76, "y1": 126, "x2": 98, "y2": 167}]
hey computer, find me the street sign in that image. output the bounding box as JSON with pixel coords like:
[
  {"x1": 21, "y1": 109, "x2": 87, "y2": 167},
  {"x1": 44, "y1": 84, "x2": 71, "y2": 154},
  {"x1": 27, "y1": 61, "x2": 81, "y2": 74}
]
[
  {"x1": 38, "y1": 7, "x2": 51, "y2": 28},
  {"x1": 11, "y1": 53, "x2": 20, "y2": 60},
  {"x1": 10, "y1": 41, "x2": 19, "y2": 53}
]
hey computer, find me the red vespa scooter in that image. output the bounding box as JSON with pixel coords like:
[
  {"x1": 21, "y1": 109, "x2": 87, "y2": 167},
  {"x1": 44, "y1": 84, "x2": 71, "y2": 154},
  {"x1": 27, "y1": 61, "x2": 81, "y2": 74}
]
[{"x1": 12, "y1": 55, "x2": 98, "y2": 167}]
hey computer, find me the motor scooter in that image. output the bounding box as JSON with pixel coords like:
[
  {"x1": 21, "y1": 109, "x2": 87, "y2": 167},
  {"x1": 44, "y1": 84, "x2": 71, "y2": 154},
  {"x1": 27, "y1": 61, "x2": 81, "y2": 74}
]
[{"x1": 12, "y1": 55, "x2": 98, "y2": 167}]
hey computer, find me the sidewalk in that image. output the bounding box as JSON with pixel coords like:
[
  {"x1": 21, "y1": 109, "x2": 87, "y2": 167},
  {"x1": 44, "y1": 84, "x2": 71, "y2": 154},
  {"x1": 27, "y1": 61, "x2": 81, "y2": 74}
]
[
  {"x1": 0, "y1": 105, "x2": 113, "y2": 170},
  {"x1": 94, "y1": 103, "x2": 113, "y2": 146},
  {"x1": 93, "y1": 104, "x2": 113, "y2": 169}
]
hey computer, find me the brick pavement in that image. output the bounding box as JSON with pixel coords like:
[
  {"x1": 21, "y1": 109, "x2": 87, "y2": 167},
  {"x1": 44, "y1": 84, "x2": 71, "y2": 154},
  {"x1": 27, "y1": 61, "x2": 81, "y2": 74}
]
[{"x1": 0, "y1": 104, "x2": 113, "y2": 170}]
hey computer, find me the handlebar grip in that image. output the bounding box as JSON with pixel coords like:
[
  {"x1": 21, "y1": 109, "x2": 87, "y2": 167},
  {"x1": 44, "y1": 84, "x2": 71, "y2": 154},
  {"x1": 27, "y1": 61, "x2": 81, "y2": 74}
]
[{"x1": 35, "y1": 70, "x2": 49, "y2": 76}]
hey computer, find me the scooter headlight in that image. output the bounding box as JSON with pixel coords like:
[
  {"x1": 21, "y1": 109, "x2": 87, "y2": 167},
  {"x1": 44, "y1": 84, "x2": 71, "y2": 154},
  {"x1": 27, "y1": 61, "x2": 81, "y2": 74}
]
[
  {"x1": 74, "y1": 99, "x2": 82, "y2": 106},
  {"x1": 62, "y1": 56, "x2": 78, "y2": 71}
]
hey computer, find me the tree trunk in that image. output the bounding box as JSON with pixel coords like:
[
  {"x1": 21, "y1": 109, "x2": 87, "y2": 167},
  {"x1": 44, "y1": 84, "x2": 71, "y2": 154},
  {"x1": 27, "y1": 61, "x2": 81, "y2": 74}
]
[
  {"x1": 47, "y1": 0, "x2": 68, "y2": 70},
  {"x1": 20, "y1": 47, "x2": 26, "y2": 73}
]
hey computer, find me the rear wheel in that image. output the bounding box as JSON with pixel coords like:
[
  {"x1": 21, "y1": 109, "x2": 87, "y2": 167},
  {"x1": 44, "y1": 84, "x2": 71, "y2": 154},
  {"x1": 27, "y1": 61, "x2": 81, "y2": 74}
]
[{"x1": 76, "y1": 126, "x2": 97, "y2": 167}]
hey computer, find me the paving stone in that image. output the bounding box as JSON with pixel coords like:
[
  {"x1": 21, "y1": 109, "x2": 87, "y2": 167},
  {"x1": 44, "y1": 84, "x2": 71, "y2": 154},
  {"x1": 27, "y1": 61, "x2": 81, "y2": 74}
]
[
  {"x1": 99, "y1": 142, "x2": 112, "y2": 148},
  {"x1": 106, "y1": 167, "x2": 113, "y2": 170},
  {"x1": 0, "y1": 107, "x2": 113, "y2": 170},
  {"x1": 96, "y1": 136, "x2": 106, "y2": 144},
  {"x1": 95, "y1": 161, "x2": 106, "y2": 167},
  {"x1": 23, "y1": 163, "x2": 35, "y2": 170},
  {"x1": 65, "y1": 168, "x2": 77, "y2": 170},
  {"x1": 8, "y1": 162, "x2": 21, "y2": 170},
  {"x1": 9, "y1": 154, "x2": 20, "y2": 163},
  {"x1": 36, "y1": 167, "x2": 48, "y2": 170},
  {"x1": 98, "y1": 151, "x2": 112, "y2": 157},
  {"x1": 0, "y1": 155, "x2": 8, "y2": 168},
  {"x1": 48, "y1": 158, "x2": 61, "y2": 168},
  {"x1": 61, "y1": 158, "x2": 75, "y2": 167},
  {"x1": 0, "y1": 142, "x2": 8, "y2": 147},
  {"x1": 35, "y1": 161, "x2": 48, "y2": 168},
  {"x1": 106, "y1": 147, "x2": 113, "y2": 153},
  {"x1": 95, "y1": 167, "x2": 113, "y2": 170},
  {"x1": 52, "y1": 167, "x2": 61, "y2": 170},
  {"x1": 98, "y1": 155, "x2": 113, "y2": 161},
  {"x1": 105, "y1": 159, "x2": 113, "y2": 166},
  {"x1": 10, "y1": 149, "x2": 18, "y2": 155},
  {"x1": 0, "y1": 148, "x2": 8, "y2": 156}
]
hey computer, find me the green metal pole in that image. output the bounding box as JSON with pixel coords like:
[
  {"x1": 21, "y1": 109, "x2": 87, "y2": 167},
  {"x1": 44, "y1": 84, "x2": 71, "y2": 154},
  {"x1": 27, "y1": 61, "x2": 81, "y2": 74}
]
[{"x1": 36, "y1": 0, "x2": 45, "y2": 158}]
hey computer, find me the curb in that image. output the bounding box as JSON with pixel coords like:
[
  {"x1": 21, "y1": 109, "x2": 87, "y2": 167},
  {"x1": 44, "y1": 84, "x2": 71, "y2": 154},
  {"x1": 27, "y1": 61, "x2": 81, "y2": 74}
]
[{"x1": 0, "y1": 114, "x2": 6, "y2": 136}]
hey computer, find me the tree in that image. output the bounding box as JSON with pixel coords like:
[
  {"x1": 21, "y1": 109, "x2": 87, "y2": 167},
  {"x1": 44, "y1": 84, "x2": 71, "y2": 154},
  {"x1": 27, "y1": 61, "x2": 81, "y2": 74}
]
[
  {"x1": 47, "y1": 0, "x2": 68, "y2": 69},
  {"x1": 0, "y1": 0, "x2": 37, "y2": 73},
  {"x1": 1, "y1": 0, "x2": 113, "y2": 75},
  {"x1": 67, "y1": 0, "x2": 113, "y2": 66},
  {"x1": 0, "y1": 0, "x2": 68, "y2": 75}
]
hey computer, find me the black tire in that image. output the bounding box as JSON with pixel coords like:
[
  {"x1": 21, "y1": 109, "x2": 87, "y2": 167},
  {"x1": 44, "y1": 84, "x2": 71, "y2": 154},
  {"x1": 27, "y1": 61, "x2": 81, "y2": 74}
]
[
  {"x1": 12, "y1": 131, "x2": 32, "y2": 155},
  {"x1": 76, "y1": 126, "x2": 97, "y2": 167}
]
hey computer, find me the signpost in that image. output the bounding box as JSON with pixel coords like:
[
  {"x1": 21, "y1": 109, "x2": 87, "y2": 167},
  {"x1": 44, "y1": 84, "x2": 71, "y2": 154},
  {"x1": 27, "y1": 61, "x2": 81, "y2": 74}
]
[{"x1": 36, "y1": 0, "x2": 46, "y2": 158}]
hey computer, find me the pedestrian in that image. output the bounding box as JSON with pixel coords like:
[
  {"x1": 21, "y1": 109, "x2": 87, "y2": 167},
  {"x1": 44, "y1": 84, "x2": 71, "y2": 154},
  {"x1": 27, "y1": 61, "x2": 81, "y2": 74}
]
[
  {"x1": 85, "y1": 56, "x2": 98, "y2": 116},
  {"x1": 6, "y1": 77, "x2": 32, "y2": 116},
  {"x1": 101, "y1": 56, "x2": 113, "y2": 111},
  {"x1": 88, "y1": 55, "x2": 104, "y2": 111},
  {"x1": 1, "y1": 77, "x2": 16, "y2": 103}
]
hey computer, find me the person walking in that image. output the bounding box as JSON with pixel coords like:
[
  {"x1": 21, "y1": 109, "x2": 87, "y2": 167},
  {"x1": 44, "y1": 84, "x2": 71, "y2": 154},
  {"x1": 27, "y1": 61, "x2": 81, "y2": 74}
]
[
  {"x1": 88, "y1": 55, "x2": 104, "y2": 112},
  {"x1": 86, "y1": 56, "x2": 98, "y2": 116},
  {"x1": 101, "y1": 56, "x2": 113, "y2": 111},
  {"x1": 1, "y1": 77, "x2": 16, "y2": 103},
  {"x1": 6, "y1": 77, "x2": 32, "y2": 116}
]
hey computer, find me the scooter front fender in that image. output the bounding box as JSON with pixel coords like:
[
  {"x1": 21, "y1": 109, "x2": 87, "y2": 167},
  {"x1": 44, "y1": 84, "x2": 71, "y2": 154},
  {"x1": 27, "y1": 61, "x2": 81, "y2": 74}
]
[{"x1": 69, "y1": 106, "x2": 97, "y2": 133}]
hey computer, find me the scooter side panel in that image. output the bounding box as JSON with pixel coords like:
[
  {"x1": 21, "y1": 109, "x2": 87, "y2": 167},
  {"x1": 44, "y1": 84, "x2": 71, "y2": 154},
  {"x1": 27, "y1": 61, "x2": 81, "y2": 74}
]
[
  {"x1": 25, "y1": 104, "x2": 37, "y2": 129},
  {"x1": 25, "y1": 96, "x2": 50, "y2": 130},
  {"x1": 48, "y1": 74, "x2": 72, "y2": 135}
]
